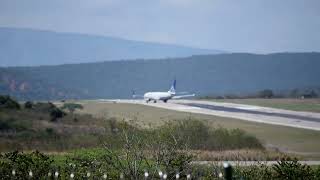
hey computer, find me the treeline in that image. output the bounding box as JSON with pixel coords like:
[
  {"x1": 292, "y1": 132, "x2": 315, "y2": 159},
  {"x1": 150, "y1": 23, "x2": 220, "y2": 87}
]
[
  {"x1": 0, "y1": 95, "x2": 67, "y2": 122},
  {"x1": 200, "y1": 88, "x2": 319, "y2": 99}
]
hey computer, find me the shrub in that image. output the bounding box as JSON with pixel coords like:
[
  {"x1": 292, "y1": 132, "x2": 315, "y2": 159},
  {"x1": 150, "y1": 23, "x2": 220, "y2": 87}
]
[
  {"x1": 272, "y1": 157, "x2": 314, "y2": 179},
  {"x1": 0, "y1": 118, "x2": 28, "y2": 131},
  {"x1": 61, "y1": 103, "x2": 83, "y2": 113},
  {"x1": 156, "y1": 119, "x2": 264, "y2": 151},
  {"x1": 314, "y1": 166, "x2": 320, "y2": 179},
  {"x1": 234, "y1": 164, "x2": 272, "y2": 180},
  {"x1": 64, "y1": 148, "x2": 112, "y2": 178},
  {"x1": 258, "y1": 89, "x2": 274, "y2": 98},
  {"x1": 24, "y1": 101, "x2": 33, "y2": 109},
  {"x1": 103, "y1": 129, "x2": 192, "y2": 179},
  {"x1": 103, "y1": 119, "x2": 263, "y2": 151},
  {"x1": 0, "y1": 151, "x2": 53, "y2": 178},
  {"x1": 1, "y1": 150, "x2": 320, "y2": 179},
  {"x1": 50, "y1": 108, "x2": 66, "y2": 122},
  {"x1": 0, "y1": 95, "x2": 20, "y2": 110}
]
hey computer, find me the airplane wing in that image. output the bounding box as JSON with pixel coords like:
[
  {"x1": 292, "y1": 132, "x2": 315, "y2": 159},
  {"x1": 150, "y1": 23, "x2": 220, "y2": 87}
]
[
  {"x1": 172, "y1": 94, "x2": 195, "y2": 99},
  {"x1": 175, "y1": 91, "x2": 190, "y2": 95}
]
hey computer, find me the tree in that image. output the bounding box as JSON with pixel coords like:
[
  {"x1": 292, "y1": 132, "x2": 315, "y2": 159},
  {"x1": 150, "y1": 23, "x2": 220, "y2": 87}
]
[
  {"x1": 24, "y1": 101, "x2": 34, "y2": 109},
  {"x1": 258, "y1": 89, "x2": 274, "y2": 98},
  {"x1": 0, "y1": 95, "x2": 20, "y2": 109},
  {"x1": 50, "y1": 108, "x2": 66, "y2": 122},
  {"x1": 310, "y1": 90, "x2": 318, "y2": 98},
  {"x1": 289, "y1": 88, "x2": 300, "y2": 98}
]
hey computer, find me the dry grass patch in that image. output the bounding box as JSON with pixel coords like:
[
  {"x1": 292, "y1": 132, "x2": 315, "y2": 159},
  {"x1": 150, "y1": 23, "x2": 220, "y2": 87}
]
[{"x1": 74, "y1": 101, "x2": 320, "y2": 157}]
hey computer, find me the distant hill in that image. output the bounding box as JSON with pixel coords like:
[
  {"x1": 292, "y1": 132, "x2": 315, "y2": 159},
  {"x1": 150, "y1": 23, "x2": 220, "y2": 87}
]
[
  {"x1": 0, "y1": 53, "x2": 320, "y2": 100},
  {"x1": 0, "y1": 27, "x2": 223, "y2": 67}
]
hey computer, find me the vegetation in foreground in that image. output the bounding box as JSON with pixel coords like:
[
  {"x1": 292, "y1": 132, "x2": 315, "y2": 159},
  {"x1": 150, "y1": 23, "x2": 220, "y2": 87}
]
[
  {"x1": 0, "y1": 147, "x2": 319, "y2": 179},
  {"x1": 1, "y1": 95, "x2": 318, "y2": 179},
  {"x1": 78, "y1": 101, "x2": 320, "y2": 155},
  {"x1": 0, "y1": 95, "x2": 288, "y2": 161}
]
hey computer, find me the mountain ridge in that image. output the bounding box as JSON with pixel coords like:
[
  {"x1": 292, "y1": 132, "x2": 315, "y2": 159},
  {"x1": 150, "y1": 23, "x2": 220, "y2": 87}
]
[{"x1": 0, "y1": 27, "x2": 223, "y2": 67}]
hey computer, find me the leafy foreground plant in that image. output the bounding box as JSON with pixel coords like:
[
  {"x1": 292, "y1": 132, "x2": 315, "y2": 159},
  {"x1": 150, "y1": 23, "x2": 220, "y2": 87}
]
[
  {"x1": 272, "y1": 157, "x2": 316, "y2": 180},
  {"x1": 233, "y1": 157, "x2": 320, "y2": 180},
  {"x1": 1, "y1": 151, "x2": 320, "y2": 179},
  {"x1": 0, "y1": 151, "x2": 53, "y2": 179}
]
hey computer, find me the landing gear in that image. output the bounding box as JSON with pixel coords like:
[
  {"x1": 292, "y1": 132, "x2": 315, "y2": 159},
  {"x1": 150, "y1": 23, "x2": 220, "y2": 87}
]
[
  {"x1": 163, "y1": 99, "x2": 168, "y2": 103},
  {"x1": 153, "y1": 100, "x2": 157, "y2": 103},
  {"x1": 146, "y1": 99, "x2": 151, "y2": 103}
]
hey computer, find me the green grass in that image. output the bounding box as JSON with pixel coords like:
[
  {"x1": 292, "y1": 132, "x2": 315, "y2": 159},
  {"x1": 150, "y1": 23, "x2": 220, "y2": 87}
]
[
  {"x1": 76, "y1": 101, "x2": 320, "y2": 158},
  {"x1": 211, "y1": 98, "x2": 320, "y2": 112}
]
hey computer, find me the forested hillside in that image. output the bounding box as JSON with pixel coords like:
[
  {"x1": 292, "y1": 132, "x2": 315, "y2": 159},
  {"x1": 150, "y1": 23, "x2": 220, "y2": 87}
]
[{"x1": 1, "y1": 53, "x2": 320, "y2": 100}]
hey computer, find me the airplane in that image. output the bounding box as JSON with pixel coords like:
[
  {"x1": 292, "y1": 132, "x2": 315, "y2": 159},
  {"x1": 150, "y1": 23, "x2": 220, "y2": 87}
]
[{"x1": 132, "y1": 80, "x2": 195, "y2": 103}]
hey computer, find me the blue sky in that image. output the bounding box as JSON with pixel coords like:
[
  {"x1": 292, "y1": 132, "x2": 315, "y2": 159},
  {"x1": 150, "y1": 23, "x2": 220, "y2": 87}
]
[{"x1": 0, "y1": 0, "x2": 319, "y2": 53}]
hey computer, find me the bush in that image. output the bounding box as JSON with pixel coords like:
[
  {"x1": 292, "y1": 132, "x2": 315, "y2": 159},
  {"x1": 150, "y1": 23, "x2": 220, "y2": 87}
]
[
  {"x1": 64, "y1": 148, "x2": 112, "y2": 178},
  {"x1": 1, "y1": 150, "x2": 320, "y2": 179},
  {"x1": 156, "y1": 119, "x2": 264, "y2": 150},
  {"x1": 61, "y1": 103, "x2": 83, "y2": 113},
  {"x1": 0, "y1": 95, "x2": 20, "y2": 110},
  {"x1": 258, "y1": 89, "x2": 274, "y2": 98},
  {"x1": 102, "y1": 119, "x2": 263, "y2": 151},
  {"x1": 0, "y1": 118, "x2": 28, "y2": 131},
  {"x1": 0, "y1": 151, "x2": 53, "y2": 178},
  {"x1": 24, "y1": 101, "x2": 33, "y2": 109},
  {"x1": 50, "y1": 108, "x2": 66, "y2": 122},
  {"x1": 272, "y1": 157, "x2": 314, "y2": 179},
  {"x1": 102, "y1": 129, "x2": 193, "y2": 179},
  {"x1": 234, "y1": 164, "x2": 273, "y2": 180}
]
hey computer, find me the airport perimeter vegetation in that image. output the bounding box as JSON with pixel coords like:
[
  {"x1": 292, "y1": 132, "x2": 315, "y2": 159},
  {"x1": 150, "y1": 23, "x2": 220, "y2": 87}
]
[
  {"x1": 78, "y1": 100, "x2": 320, "y2": 157},
  {"x1": 0, "y1": 97, "x2": 276, "y2": 156},
  {"x1": 1, "y1": 97, "x2": 320, "y2": 178},
  {"x1": 1, "y1": 97, "x2": 320, "y2": 156}
]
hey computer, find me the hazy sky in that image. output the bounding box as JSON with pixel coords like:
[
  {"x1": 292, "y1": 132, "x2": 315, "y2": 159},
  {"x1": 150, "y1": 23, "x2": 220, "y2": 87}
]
[{"x1": 1, "y1": 0, "x2": 319, "y2": 53}]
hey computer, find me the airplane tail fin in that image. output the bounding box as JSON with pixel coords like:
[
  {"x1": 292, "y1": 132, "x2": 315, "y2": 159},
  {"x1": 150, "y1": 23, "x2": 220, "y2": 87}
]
[
  {"x1": 132, "y1": 90, "x2": 143, "y2": 98},
  {"x1": 132, "y1": 90, "x2": 137, "y2": 98},
  {"x1": 168, "y1": 79, "x2": 176, "y2": 94}
]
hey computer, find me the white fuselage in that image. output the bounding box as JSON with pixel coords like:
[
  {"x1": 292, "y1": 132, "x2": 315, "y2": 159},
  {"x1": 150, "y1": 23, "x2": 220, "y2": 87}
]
[{"x1": 144, "y1": 92, "x2": 174, "y2": 101}]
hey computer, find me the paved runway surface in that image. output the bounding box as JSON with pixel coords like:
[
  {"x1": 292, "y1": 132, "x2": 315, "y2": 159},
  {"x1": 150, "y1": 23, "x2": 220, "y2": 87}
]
[
  {"x1": 181, "y1": 103, "x2": 320, "y2": 123},
  {"x1": 103, "y1": 99, "x2": 320, "y2": 131}
]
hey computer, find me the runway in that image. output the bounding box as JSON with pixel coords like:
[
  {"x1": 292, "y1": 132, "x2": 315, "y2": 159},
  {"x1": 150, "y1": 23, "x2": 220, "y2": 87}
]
[
  {"x1": 181, "y1": 103, "x2": 320, "y2": 123},
  {"x1": 105, "y1": 99, "x2": 320, "y2": 131}
]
